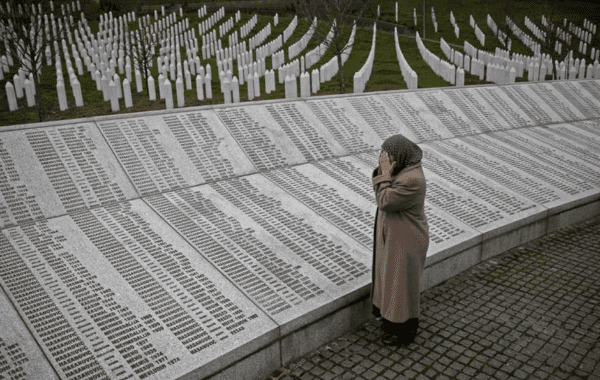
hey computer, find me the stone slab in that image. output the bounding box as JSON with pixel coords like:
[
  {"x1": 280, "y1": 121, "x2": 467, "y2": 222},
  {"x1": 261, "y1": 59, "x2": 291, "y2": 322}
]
[
  {"x1": 575, "y1": 79, "x2": 600, "y2": 103},
  {"x1": 263, "y1": 160, "x2": 377, "y2": 249},
  {"x1": 499, "y1": 83, "x2": 564, "y2": 125},
  {"x1": 0, "y1": 123, "x2": 138, "y2": 229},
  {"x1": 378, "y1": 91, "x2": 454, "y2": 142},
  {"x1": 144, "y1": 174, "x2": 371, "y2": 338},
  {"x1": 468, "y1": 86, "x2": 534, "y2": 128},
  {"x1": 420, "y1": 145, "x2": 547, "y2": 240},
  {"x1": 549, "y1": 81, "x2": 600, "y2": 118},
  {"x1": 405, "y1": 89, "x2": 482, "y2": 137},
  {"x1": 523, "y1": 123, "x2": 600, "y2": 171},
  {"x1": 442, "y1": 87, "x2": 520, "y2": 133},
  {"x1": 427, "y1": 136, "x2": 599, "y2": 214},
  {"x1": 525, "y1": 82, "x2": 587, "y2": 121},
  {"x1": 305, "y1": 94, "x2": 419, "y2": 147},
  {"x1": 0, "y1": 287, "x2": 59, "y2": 380},
  {"x1": 504, "y1": 128, "x2": 600, "y2": 187},
  {"x1": 0, "y1": 200, "x2": 276, "y2": 380},
  {"x1": 96, "y1": 111, "x2": 256, "y2": 196},
  {"x1": 554, "y1": 120, "x2": 600, "y2": 147},
  {"x1": 214, "y1": 101, "x2": 347, "y2": 171}
]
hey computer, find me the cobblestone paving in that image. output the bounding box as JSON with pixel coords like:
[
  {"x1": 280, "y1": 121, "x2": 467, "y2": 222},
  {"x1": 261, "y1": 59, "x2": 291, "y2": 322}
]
[{"x1": 264, "y1": 215, "x2": 600, "y2": 380}]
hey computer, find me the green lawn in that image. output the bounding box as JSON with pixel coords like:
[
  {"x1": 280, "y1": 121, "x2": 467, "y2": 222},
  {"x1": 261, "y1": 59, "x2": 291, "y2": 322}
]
[{"x1": 1, "y1": 0, "x2": 598, "y2": 126}]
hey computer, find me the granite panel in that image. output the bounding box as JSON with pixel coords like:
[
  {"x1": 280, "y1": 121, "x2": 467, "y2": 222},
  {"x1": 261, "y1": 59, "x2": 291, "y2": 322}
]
[
  {"x1": 0, "y1": 287, "x2": 59, "y2": 379},
  {"x1": 0, "y1": 200, "x2": 275, "y2": 380},
  {"x1": 420, "y1": 145, "x2": 546, "y2": 239},
  {"x1": 428, "y1": 136, "x2": 599, "y2": 213},
  {"x1": 215, "y1": 101, "x2": 347, "y2": 171},
  {"x1": 304, "y1": 96, "x2": 391, "y2": 151},
  {"x1": 499, "y1": 83, "x2": 564, "y2": 124},
  {"x1": 549, "y1": 81, "x2": 600, "y2": 118},
  {"x1": 144, "y1": 174, "x2": 371, "y2": 337},
  {"x1": 469, "y1": 86, "x2": 534, "y2": 128},
  {"x1": 95, "y1": 111, "x2": 256, "y2": 195},
  {"x1": 0, "y1": 123, "x2": 137, "y2": 229},
  {"x1": 378, "y1": 91, "x2": 453, "y2": 142}
]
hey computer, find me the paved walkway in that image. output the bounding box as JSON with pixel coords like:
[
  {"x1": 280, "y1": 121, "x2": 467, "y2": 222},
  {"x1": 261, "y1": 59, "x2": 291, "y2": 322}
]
[{"x1": 264, "y1": 215, "x2": 600, "y2": 380}]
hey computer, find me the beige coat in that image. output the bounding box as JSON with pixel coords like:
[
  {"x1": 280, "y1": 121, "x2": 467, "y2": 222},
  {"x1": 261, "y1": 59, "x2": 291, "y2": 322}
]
[{"x1": 371, "y1": 163, "x2": 429, "y2": 323}]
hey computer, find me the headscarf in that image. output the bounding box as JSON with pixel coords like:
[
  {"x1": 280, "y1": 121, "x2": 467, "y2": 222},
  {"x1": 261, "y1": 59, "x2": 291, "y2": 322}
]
[{"x1": 381, "y1": 134, "x2": 422, "y2": 176}]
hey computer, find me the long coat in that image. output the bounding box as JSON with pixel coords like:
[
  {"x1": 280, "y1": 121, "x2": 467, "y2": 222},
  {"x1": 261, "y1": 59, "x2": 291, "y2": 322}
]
[{"x1": 371, "y1": 163, "x2": 429, "y2": 323}]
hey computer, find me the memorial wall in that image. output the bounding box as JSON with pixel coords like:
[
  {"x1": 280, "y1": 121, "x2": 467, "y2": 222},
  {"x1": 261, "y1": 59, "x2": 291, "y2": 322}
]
[{"x1": 1, "y1": 80, "x2": 599, "y2": 380}]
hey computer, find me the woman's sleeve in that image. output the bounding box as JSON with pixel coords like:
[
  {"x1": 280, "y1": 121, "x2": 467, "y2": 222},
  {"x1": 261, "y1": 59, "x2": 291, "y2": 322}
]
[{"x1": 372, "y1": 174, "x2": 421, "y2": 212}]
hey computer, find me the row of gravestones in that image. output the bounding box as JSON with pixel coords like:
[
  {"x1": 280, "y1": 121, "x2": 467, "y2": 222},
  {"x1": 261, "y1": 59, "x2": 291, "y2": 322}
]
[
  {"x1": 470, "y1": 15, "x2": 486, "y2": 46},
  {"x1": 288, "y1": 18, "x2": 317, "y2": 60},
  {"x1": 6, "y1": 5, "x2": 598, "y2": 114},
  {"x1": 394, "y1": 28, "x2": 418, "y2": 89},
  {"x1": 416, "y1": 32, "x2": 463, "y2": 85},
  {"x1": 4, "y1": 6, "x2": 357, "y2": 112},
  {"x1": 487, "y1": 15, "x2": 510, "y2": 50},
  {"x1": 353, "y1": 24, "x2": 377, "y2": 93}
]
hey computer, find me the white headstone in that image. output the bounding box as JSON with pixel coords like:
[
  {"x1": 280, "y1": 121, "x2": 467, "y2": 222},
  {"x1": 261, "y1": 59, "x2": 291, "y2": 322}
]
[
  {"x1": 71, "y1": 77, "x2": 83, "y2": 106},
  {"x1": 5, "y1": 82, "x2": 18, "y2": 111},
  {"x1": 247, "y1": 73, "x2": 254, "y2": 100},
  {"x1": 159, "y1": 73, "x2": 166, "y2": 99},
  {"x1": 164, "y1": 79, "x2": 174, "y2": 109},
  {"x1": 311, "y1": 69, "x2": 320, "y2": 93},
  {"x1": 456, "y1": 68, "x2": 465, "y2": 87},
  {"x1": 109, "y1": 80, "x2": 119, "y2": 111},
  {"x1": 136, "y1": 70, "x2": 143, "y2": 93},
  {"x1": 196, "y1": 74, "x2": 204, "y2": 100},
  {"x1": 101, "y1": 73, "x2": 110, "y2": 101},
  {"x1": 57, "y1": 80, "x2": 68, "y2": 110},
  {"x1": 223, "y1": 77, "x2": 231, "y2": 103},
  {"x1": 539, "y1": 64, "x2": 547, "y2": 81},
  {"x1": 569, "y1": 66, "x2": 577, "y2": 79},
  {"x1": 300, "y1": 72, "x2": 310, "y2": 98},
  {"x1": 148, "y1": 76, "x2": 156, "y2": 100},
  {"x1": 113, "y1": 73, "x2": 122, "y2": 98},
  {"x1": 13, "y1": 74, "x2": 24, "y2": 99},
  {"x1": 122, "y1": 78, "x2": 133, "y2": 108},
  {"x1": 176, "y1": 76, "x2": 185, "y2": 107},
  {"x1": 205, "y1": 72, "x2": 212, "y2": 98},
  {"x1": 285, "y1": 74, "x2": 297, "y2": 99},
  {"x1": 586, "y1": 63, "x2": 594, "y2": 79},
  {"x1": 230, "y1": 76, "x2": 240, "y2": 103},
  {"x1": 253, "y1": 73, "x2": 260, "y2": 97},
  {"x1": 185, "y1": 69, "x2": 192, "y2": 90}
]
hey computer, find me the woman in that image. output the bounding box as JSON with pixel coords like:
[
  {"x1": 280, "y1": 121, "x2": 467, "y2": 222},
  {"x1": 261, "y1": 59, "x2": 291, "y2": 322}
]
[{"x1": 371, "y1": 134, "x2": 429, "y2": 346}]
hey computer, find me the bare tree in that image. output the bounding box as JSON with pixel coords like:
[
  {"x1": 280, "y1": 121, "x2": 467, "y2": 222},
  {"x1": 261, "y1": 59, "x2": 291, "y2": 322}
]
[
  {"x1": 124, "y1": 19, "x2": 156, "y2": 95},
  {"x1": 0, "y1": 0, "x2": 69, "y2": 121},
  {"x1": 295, "y1": 0, "x2": 373, "y2": 94},
  {"x1": 537, "y1": 0, "x2": 573, "y2": 78}
]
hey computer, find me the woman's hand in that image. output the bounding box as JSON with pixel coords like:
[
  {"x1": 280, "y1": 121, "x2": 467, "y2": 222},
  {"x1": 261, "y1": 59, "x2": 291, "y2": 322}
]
[{"x1": 379, "y1": 150, "x2": 395, "y2": 176}]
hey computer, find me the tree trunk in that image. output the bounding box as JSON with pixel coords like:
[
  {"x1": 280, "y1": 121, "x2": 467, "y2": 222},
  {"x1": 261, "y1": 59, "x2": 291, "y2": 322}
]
[
  {"x1": 337, "y1": 51, "x2": 345, "y2": 94},
  {"x1": 33, "y1": 73, "x2": 43, "y2": 122}
]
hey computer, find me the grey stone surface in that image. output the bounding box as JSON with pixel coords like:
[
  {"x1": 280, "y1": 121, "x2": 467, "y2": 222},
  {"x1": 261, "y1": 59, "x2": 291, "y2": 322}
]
[
  {"x1": 0, "y1": 287, "x2": 59, "y2": 379},
  {"x1": 0, "y1": 123, "x2": 137, "y2": 228},
  {"x1": 96, "y1": 111, "x2": 256, "y2": 194},
  {"x1": 144, "y1": 174, "x2": 371, "y2": 337},
  {"x1": 0, "y1": 200, "x2": 276, "y2": 380},
  {"x1": 1, "y1": 80, "x2": 599, "y2": 380}
]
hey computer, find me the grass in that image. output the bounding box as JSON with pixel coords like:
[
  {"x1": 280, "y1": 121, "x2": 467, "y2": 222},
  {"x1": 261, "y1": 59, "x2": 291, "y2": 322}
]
[{"x1": 0, "y1": 0, "x2": 599, "y2": 126}]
